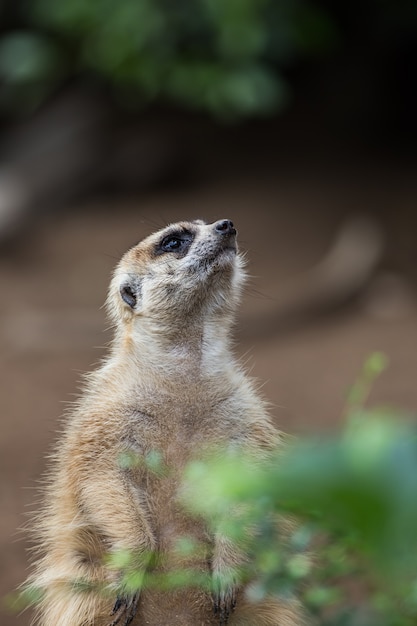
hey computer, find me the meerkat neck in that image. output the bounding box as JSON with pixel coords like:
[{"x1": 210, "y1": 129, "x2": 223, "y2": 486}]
[{"x1": 110, "y1": 312, "x2": 235, "y2": 382}]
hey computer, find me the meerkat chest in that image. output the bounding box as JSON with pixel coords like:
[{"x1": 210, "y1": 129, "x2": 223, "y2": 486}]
[
  {"x1": 123, "y1": 390, "x2": 239, "y2": 494},
  {"x1": 122, "y1": 400, "x2": 222, "y2": 549},
  {"x1": 128, "y1": 403, "x2": 222, "y2": 468}
]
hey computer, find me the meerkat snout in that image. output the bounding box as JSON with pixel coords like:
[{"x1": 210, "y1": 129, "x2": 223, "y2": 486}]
[{"x1": 214, "y1": 218, "x2": 236, "y2": 236}]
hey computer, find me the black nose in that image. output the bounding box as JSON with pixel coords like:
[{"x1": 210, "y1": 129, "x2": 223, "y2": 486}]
[{"x1": 214, "y1": 219, "x2": 236, "y2": 236}]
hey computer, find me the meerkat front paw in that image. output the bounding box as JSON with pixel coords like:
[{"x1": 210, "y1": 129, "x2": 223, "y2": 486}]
[
  {"x1": 109, "y1": 592, "x2": 139, "y2": 626},
  {"x1": 213, "y1": 585, "x2": 238, "y2": 625}
]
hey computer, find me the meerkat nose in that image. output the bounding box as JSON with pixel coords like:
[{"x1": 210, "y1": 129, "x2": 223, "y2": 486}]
[{"x1": 214, "y1": 219, "x2": 236, "y2": 236}]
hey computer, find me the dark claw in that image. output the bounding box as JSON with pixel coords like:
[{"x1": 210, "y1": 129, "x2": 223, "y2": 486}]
[
  {"x1": 109, "y1": 592, "x2": 139, "y2": 626},
  {"x1": 112, "y1": 596, "x2": 123, "y2": 614},
  {"x1": 213, "y1": 587, "x2": 237, "y2": 625}
]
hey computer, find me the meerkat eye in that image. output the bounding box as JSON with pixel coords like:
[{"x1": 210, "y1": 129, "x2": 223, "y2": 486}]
[
  {"x1": 157, "y1": 230, "x2": 194, "y2": 255},
  {"x1": 120, "y1": 284, "x2": 136, "y2": 308},
  {"x1": 161, "y1": 236, "x2": 182, "y2": 251}
]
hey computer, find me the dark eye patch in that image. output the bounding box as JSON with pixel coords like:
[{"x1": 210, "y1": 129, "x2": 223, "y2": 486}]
[{"x1": 155, "y1": 229, "x2": 194, "y2": 257}]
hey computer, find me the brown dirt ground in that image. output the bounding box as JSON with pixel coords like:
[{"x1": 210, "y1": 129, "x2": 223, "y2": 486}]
[{"x1": 1, "y1": 141, "x2": 417, "y2": 625}]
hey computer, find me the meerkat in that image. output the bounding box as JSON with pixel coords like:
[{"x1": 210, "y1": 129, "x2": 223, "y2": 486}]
[{"x1": 25, "y1": 219, "x2": 306, "y2": 626}]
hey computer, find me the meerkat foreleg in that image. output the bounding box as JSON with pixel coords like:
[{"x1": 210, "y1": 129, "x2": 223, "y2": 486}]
[
  {"x1": 73, "y1": 461, "x2": 156, "y2": 625},
  {"x1": 37, "y1": 475, "x2": 153, "y2": 625},
  {"x1": 211, "y1": 533, "x2": 246, "y2": 625}
]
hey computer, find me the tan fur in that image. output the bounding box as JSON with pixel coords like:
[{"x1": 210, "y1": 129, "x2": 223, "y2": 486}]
[{"x1": 25, "y1": 220, "x2": 307, "y2": 625}]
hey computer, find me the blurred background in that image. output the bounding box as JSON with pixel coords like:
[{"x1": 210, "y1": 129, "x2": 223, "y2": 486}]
[{"x1": 0, "y1": 1, "x2": 416, "y2": 623}]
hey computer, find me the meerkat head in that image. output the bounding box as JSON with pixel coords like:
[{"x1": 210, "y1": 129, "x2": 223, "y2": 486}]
[{"x1": 107, "y1": 219, "x2": 245, "y2": 331}]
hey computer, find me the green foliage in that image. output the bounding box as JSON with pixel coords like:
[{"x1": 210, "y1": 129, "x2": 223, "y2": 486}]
[
  {"x1": 119, "y1": 448, "x2": 168, "y2": 477},
  {"x1": 0, "y1": 32, "x2": 65, "y2": 113},
  {"x1": 183, "y1": 353, "x2": 417, "y2": 625},
  {"x1": 0, "y1": 0, "x2": 336, "y2": 118}
]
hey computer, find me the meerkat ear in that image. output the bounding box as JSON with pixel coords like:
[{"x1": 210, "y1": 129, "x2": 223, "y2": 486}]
[{"x1": 120, "y1": 282, "x2": 140, "y2": 309}]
